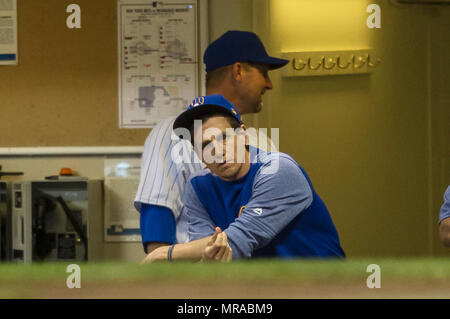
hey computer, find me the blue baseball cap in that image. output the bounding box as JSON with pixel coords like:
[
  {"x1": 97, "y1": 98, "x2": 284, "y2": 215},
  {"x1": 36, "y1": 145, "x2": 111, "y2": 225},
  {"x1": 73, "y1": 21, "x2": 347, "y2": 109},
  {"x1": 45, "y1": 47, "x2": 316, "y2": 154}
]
[
  {"x1": 173, "y1": 94, "x2": 242, "y2": 131},
  {"x1": 203, "y1": 30, "x2": 289, "y2": 72}
]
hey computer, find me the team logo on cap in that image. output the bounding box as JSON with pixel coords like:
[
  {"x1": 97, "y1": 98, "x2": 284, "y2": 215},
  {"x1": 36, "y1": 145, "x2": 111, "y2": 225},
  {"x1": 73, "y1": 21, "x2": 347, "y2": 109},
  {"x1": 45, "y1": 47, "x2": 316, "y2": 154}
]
[
  {"x1": 231, "y1": 108, "x2": 237, "y2": 115},
  {"x1": 190, "y1": 96, "x2": 205, "y2": 108}
]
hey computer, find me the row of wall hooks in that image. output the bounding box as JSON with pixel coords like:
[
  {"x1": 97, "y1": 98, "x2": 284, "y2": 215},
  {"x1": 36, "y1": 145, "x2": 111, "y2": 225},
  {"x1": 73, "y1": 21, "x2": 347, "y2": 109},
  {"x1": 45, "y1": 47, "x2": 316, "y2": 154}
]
[
  {"x1": 292, "y1": 54, "x2": 381, "y2": 71},
  {"x1": 281, "y1": 50, "x2": 381, "y2": 77}
]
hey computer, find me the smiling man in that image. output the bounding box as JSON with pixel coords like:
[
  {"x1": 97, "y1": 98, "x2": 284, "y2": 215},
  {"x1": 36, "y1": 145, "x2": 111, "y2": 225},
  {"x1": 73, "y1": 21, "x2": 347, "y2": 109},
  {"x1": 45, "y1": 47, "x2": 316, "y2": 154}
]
[{"x1": 143, "y1": 95, "x2": 345, "y2": 262}]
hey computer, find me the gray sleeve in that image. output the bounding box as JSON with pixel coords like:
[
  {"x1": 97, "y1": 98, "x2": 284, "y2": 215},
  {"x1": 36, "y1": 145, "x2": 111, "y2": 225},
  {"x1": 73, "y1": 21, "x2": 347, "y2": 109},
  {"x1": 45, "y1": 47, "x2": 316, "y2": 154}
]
[
  {"x1": 185, "y1": 179, "x2": 216, "y2": 241},
  {"x1": 224, "y1": 154, "x2": 313, "y2": 258},
  {"x1": 439, "y1": 186, "x2": 450, "y2": 223}
]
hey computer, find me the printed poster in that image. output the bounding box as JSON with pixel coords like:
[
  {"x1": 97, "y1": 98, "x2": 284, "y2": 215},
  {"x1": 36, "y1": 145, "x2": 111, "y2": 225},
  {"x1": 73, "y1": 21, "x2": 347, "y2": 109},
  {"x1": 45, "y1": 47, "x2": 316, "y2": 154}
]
[{"x1": 118, "y1": 0, "x2": 198, "y2": 128}]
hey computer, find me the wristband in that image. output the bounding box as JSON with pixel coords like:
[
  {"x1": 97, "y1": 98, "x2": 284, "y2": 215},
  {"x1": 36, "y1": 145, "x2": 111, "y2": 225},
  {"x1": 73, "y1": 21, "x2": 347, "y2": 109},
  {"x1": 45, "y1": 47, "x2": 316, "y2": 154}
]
[{"x1": 167, "y1": 244, "x2": 175, "y2": 262}]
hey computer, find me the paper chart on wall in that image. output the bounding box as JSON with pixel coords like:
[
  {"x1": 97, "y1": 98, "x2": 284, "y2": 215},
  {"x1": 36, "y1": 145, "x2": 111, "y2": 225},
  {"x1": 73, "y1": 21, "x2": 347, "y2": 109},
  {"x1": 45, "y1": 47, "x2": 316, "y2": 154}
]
[
  {"x1": 118, "y1": 0, "x2": 198, "y2": 128},
  {"x1": 0, "y1": 0, "x2": 18, "y2": 65}
]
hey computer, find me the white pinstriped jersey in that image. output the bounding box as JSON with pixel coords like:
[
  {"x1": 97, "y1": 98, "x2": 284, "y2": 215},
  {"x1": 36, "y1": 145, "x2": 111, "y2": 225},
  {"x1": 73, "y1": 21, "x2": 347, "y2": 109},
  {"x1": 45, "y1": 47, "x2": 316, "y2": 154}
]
[
  {"x1": 134, "y1": 117, "x2": 202, "y2": 243},
  {"x1": 134, "y1": 117, "x2": 278, "y2": 244}
]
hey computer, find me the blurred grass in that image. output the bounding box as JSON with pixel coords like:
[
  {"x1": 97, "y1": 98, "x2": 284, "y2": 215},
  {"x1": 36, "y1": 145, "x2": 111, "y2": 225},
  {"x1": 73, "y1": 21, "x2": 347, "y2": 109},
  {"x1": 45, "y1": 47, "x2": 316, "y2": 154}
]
[{"x1": 0, "y1": 258, "x2": 449, "y2": 285}]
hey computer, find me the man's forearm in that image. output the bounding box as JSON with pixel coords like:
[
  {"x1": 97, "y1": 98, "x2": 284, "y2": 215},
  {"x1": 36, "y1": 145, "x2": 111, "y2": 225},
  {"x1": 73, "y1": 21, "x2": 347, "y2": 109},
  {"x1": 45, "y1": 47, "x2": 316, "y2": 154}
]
[
  {"x1": 172, "y1": 236, "x2": 213, "y2": 261},
  {"x1": 148, "y1": 236, "x2": 213, "y2": 262},
  {"x1": 146, "y1": 242, "x2": 170, "y2": 255}
]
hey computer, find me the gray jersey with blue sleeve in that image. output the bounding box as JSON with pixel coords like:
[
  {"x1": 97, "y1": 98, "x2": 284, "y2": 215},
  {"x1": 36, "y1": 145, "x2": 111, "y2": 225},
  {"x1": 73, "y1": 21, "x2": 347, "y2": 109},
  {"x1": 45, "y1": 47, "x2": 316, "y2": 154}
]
[{"x1": 185, "y1": 152, "x2": 314, "y2": 258}]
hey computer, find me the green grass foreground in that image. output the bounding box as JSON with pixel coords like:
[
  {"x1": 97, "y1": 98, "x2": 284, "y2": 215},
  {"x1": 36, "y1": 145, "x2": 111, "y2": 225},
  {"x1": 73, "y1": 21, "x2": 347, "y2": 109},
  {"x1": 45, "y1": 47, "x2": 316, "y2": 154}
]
[{"x1": 0, "y1": 258, "x2": 449, "y2": 284}]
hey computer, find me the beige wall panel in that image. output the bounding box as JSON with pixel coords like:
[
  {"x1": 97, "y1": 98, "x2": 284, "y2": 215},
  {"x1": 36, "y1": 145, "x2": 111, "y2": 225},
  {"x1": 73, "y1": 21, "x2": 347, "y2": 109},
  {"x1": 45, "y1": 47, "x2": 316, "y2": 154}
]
[{"x1": 256, "y1": 0, "x2": 450, "y2": 257}]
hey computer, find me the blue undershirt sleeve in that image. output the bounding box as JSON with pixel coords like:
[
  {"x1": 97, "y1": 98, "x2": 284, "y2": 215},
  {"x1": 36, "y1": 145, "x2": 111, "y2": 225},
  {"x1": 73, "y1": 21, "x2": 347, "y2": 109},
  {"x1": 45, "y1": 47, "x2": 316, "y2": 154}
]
[
  {"x1": 224, "y1": 154, "x2": 314, "y2": 258},
  {"x1": 140, "y1": 203, "x2": 176, "y2": 253}
]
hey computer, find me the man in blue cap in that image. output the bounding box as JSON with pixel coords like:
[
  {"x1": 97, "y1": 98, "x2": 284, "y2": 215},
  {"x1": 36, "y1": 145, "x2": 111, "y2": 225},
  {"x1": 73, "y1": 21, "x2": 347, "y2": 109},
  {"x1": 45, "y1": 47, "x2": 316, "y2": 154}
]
[
  {"x1": 135, "y1": 31, "x2": 289, "y2": 258},
  {"x1": 202, "y1": 30, "x2": 288, "y2": 114},
  {"x1": 142, "y1": 94, "x2": 345, "y2": 262}
]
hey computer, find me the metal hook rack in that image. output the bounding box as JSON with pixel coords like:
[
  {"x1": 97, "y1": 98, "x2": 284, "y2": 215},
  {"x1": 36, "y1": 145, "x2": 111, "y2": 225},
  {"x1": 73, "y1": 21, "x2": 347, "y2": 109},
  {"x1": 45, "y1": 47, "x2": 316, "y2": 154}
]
[{"x1": 281, "y1": 50, "x2": 381, "y2": 77}]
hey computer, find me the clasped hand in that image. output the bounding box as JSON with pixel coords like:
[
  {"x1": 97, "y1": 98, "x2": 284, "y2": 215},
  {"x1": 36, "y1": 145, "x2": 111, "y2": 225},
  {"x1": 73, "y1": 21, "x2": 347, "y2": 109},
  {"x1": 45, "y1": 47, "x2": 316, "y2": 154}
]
[{"x1": 201, "y1": 227, "x2": 232, "y2": 262}]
